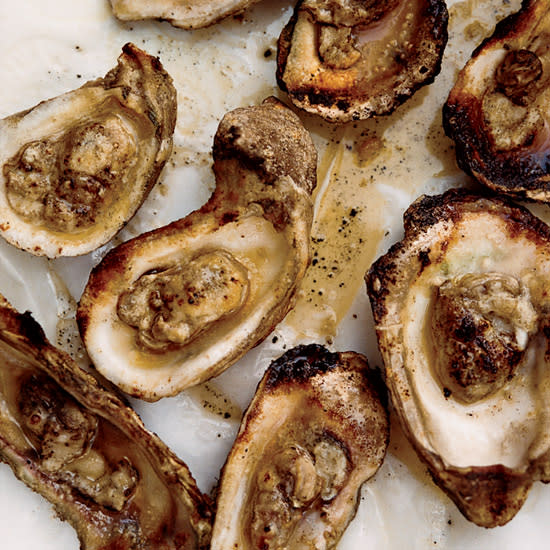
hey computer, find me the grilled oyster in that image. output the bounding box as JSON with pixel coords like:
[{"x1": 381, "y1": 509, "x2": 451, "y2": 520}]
[
  {"x1": 210, "y1": 344, "x2": 389, "y2": 549},
  {"x1": 77, "y1": 97, "x2": 317, "y2": 401},
  {"x1": 443, "y1": 0, "x2": 550, "y2": 202},
  {"x1": 0, "y1": 43, "x2": 176, "y2": 257},
  {"x1": 276, "y1": 0, "x2": 448, "y2": 122},
  {"x1": 0, "y1": 293, "x2": 212, "y2": 548},
  {"x1": 366, "y1": 189, "x2": 550, "y2": 527},
  {"x1": 109, "y1": 0, "x2": 263, "y2": 29}
]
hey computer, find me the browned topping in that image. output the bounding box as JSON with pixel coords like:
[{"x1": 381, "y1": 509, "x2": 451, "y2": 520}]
[
  {"x1": 366, "y1": 189, "x2": 550, "y2": 527},
  {"x1": 19, "y1": 372, "x2": 98, "y2": 470},
  {"x1": 18, "y1": 372, "x2": 138, "y2": 511},
  {"x1": 480, "y1": 48, "x2": 545, "y2": 150},
  {"x1": 318, "y1": 25, "x2": 361, "y2": 69},
  {"x1": 431, "y1": 272, "x2": 538, "y2": 403},
  {"x1": 0, "y1": 296, "x2": 213, "y2": 548},
  {"x1": 76, "y1": 98, "x2": 316, "y2": 399},
  {"x1": 117, "y1": 250, "x2": 250, "y2": 352},
  {"x1": 481, "y1": 91, "x2": 544, "y2": 151},
  {"x1": 495, "y1": 49, "x2": 543, "y2": 106},
  {"x1": 249, "y1": 436, "x2": 349, "y2": 549},
  {"x1": 4, "y1": 116, "x2": 137, "y2": 233},
  {"x1": 0, "y1": 43, "x2": 176, "y2": 258}
]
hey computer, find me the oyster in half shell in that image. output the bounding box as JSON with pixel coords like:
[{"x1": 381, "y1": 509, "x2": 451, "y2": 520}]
[
  {"x1": 0, "y1": 294, "x2": 212, "y2": 548},
  {"x1": 110, "y1": 0, "x2": 262, "y2": 29},
  {"x1": 366, "y1": 189, "x2": 550, "y2": 527},
  {"x1": 0, "y1": 43, "x2": 176, "y2": 257},
  {"x1": 276, "y1": 0, "x2": 448, "y2": 122},
  {"x1": 443, "y1": 0, "x2": 550, "y2": 202},
  {"x1": 210, "y1": 344, "x2": 389, "y2": 549},
  {"x1": 77, "y1": 97, "x2": 317, "y2": 401}
]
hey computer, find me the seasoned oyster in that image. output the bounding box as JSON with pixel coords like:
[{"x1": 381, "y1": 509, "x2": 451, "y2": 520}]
[
  {"x1": 0, "y1": 294, "x2": 212, "y2": 548},
  {"x1": 0, "y1": 43, "x2": 176, "y2": 257},
  {"x1": 110, "y1": 0, "x2": 263, "y2": 29},
  {"x1": 277, "y1": 0, "x2": 448, "y2": 122},
  {"x1": 210, "y1": 344, "x2": 389, "y2": 549},
  {"x1": 77, "y1": 97, "x2": 317, "y2": 401},
  {"x1": 443, "y1": 0, "x2": 550, "y2": 202},
  {"x1": 366, "y1": 189, "x2": 550, "y2": 527}
]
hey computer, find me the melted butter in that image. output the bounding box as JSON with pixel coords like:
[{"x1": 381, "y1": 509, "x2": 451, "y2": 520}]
[
  {"x1": 283, "y1": 128, "x2": 386, "y2": 341},
  {"x1": 186, "y1": 381, "x2": 242, "y2": 421},
  {"x1": 284, "y1": 96, "x2": 461, "y2": 342}
]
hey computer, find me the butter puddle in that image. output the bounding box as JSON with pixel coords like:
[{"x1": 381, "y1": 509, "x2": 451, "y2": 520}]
[{"x1": 282, "y1": 128, "x2": 386, "y2": 341}]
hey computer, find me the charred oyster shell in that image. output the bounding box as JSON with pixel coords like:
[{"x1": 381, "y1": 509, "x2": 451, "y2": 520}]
[
  {"x1": 443, "y1": 0, "x2": 550, "y2": 202},
  {"x1": 0, "y1": 43, "x2": 176, "y2": 257},
  {"x1": 77, "y1": 97, "x2": 317, "y2": 401},
  {"x1": 0, "y1": 293, "x2": 212, "y2": 548},
  {"x1": 276, "y1": 0, "x2": 448, "y2": 122},
  {"x1": 109, "y1": 0, "x2": 263, "y2": 29},
  {"x1": 366, "y1": 189, "x2": 550, "y2": 527},
  {"x1": 210, "y1": 344, "x2": 389, "y2": 549}
]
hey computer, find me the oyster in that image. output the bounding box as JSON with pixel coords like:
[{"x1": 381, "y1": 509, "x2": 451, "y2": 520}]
[
  {"x1": 210, "y1": 344, "x2": 389, "y2": 549},
  {"x1": 0, "y1": 293, "x2": 212, "y2": 548},
  {"x1": 443, "y1": 0, "x2": 550, "y2": 202},
  {"x1": 0, "y1": 43, "x2": 176, "y2": 257},
  {"x1": 77, "y1": 97, "x2": 317, "y2": 400},
  {"x1": 109, "y1": 0, "x2": 263, "y2": 29},
  {"x1": 276, "y1": 0, "x2": 448, "y2": 122},
  {"x1": 366, "y1": 189, "x2": 550, "y2": 527}
]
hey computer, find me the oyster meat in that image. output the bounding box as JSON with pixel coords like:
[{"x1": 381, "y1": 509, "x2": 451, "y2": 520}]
[
  {"x1": 366, "y1": 189, "x2": 550, "y2": 527},
  {"x1": 443, "y1": 0, "x2": 550, "y2": 202},
  {"x1": 109, "y1": 0, "x2": 263, "y2": 29},
  {"x1": 77, "y1": 97, "x2": 317, "y2": 400},
  {"x1": 210, "y1": 344, "x2": 389, "y2": 550},
  {"x1": 276, "y1": 0, "x2": 448, "y2": 122},
  {"x1": 0, "y1": 293, "x2": 212, "y2": 548},
  {"x1": 0, "y1": 43, "x2": 176, "y2": 257}
]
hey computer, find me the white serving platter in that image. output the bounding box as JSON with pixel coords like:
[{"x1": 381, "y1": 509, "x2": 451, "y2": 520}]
[{"x1": 1, "y1": 1, "x2": 550, "y2": 548}]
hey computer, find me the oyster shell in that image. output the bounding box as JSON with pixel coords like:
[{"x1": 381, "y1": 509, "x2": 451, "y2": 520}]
[
  {"x1": 443, "y1": 0, "x2": 550, "y2": 202},
  {"x1": 276, "y1": 0, "x2": 448, "y2": 122},
  {"x1": 366, "y1": 189, "x2": 550, "y2": 527},
  {"x1": 0, "y1": 293, "x2": 212, "y2": 548},
  {"x1": 0, "y1": 43, "x2": 176, "y2": 257},
  {"x1": 109, "y1": 0, "x2": 263, "y2": 29},
  {"x1": 210, "y1": 344, "x2": 389, "y2": 549},
  {"x1": 77, "y1": 97, "x2": 317, "y2": 401}
]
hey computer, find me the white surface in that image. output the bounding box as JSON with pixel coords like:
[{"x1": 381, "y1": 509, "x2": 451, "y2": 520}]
[{"x1": 2, "y1": 0, "x2": 550, "y2": 549}]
